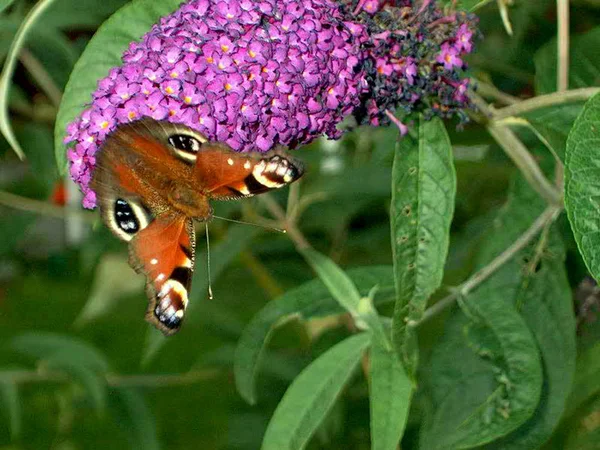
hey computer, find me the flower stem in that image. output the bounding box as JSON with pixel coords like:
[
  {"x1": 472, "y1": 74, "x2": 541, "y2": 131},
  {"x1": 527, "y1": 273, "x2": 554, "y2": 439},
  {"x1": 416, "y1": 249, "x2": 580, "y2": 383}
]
[
  {"x1": 413, "y1": 205, "x2": 561, "y2": 325},
  {"x1": 472, "y1": 78, "x2": 521, "y2": 105},
  {"x1": 261, "y1": 194, "x2": 312, "y2": 251},
  {"x1": 557, "y1": 0, "x2": 570, "y2": 92}
]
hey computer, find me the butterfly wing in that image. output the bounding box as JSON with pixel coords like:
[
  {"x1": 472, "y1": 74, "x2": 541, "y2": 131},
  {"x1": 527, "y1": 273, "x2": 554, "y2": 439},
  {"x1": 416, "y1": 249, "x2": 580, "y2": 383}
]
[
  {"x1": 91, "y1": 119, "x2": 205, "y2": 335},
  {"x1": 128, "y1": 214, "x2": 195, "y2": 335},
  {"x1": 193, "y1": 148, "x2": 304, "y2": 200},
  {"x1": 90, "y1": 118, "x2": 304, "y2": 336}
]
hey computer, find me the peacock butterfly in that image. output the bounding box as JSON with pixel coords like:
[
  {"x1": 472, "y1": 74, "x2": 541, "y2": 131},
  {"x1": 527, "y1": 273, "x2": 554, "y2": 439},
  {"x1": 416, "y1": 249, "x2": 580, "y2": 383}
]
[{"x1": 91, "y1": 118, "x2": 304, "y2": 335}]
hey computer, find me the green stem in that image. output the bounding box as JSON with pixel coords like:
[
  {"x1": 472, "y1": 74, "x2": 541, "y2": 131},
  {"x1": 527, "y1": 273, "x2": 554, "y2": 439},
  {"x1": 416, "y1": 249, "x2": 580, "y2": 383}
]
[
  {"x1": 473, "y1": 79, "x2": 521, "y2": 106},
  {"x1": 487, "y1": 124, "x2": 562, "y2": 205},
  {"x1": 19, "y1": 48, "x2": 62, "y2": 108},
  {"x1": 493, "y1": 87, "x2": 599, "y2": 121},
  {"x1": 0, "y1": 190, "x2": 95, "y2": 223},
  {"x1": 414, "y1": 205, "x2": 561, "y2": 325},
  {"x1": 470, "y1": 92, "x2": 562, "y2": 206},
  {"x1": 0, "y1": 368, "x2": 220, "y2": 387}
]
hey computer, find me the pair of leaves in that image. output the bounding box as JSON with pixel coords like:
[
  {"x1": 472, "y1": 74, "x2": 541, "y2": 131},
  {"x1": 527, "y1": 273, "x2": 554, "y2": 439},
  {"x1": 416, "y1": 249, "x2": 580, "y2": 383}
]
[{"x1": 235, "y1": 262, "x2": 410, "y2": 450}]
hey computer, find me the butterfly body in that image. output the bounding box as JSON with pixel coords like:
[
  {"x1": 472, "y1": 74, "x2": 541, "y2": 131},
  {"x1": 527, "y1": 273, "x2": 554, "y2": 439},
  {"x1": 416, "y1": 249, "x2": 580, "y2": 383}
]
[{"x1": 91, "y1": 118, "x2": 304, "y2": 335}]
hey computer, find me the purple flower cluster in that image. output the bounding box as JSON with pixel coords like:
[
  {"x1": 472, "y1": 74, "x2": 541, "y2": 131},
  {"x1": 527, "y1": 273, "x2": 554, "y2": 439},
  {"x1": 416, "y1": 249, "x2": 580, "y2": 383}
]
[
  {"x1": 344, "y1": 0, "x2": 477, "y2": 127},
  {"x1": 66, "y1": 0, "x2": 477, "y2": 209}
]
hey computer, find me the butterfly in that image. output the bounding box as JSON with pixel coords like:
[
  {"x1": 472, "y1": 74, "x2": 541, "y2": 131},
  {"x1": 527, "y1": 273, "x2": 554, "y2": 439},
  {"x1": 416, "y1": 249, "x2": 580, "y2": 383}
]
[{"x1": 91, "y1": 118, "x2": 304, "y2": 336}]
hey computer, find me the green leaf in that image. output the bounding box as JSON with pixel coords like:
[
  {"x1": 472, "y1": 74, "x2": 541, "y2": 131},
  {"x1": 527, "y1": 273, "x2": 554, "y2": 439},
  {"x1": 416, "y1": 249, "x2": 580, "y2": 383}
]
[
  {"x1": 0, "y1": 381, "x2": 21, "y2": 439},
  {"x1": 10, "y1": 332, "x2": 110, "y2": 373},
  {"x1": 422, "y1": 176, "x2": 547, "y2": 449},
  {"x1": 369, "y1": 339, "x2": 413, "y2": 450},
  {"x1": 0, "y1": 0, "x2": 59, "y2": 159},
  {"x1": 235, "y1": 266, "x2": 394, "y2": 404},
  {"x1": 300, "y1": 249, "x2": 362, "y2": 316},
  {"x1": 109, "y1": 387, "x2": 161, "y2": 450},
  {"x1": 54, "y1": 0, "x2": 182, "y2": 173},
  {"x1": 0, "y1": 0, "x2": 15, "y2": 14},
  {"x1": 535, "y1": 26, "x2": 600, "y2": 94},
  {"x1": 484, "y1": 228, "x2": 576, "y2": 449},
  {"x1": 261, "y1": 333, "x2": 370, "y2": 450},
  {"x1": 565, "y1": 92, "x2": 600, "y2": 282},
  {"x1": 390, "y1": 116, "x2": 456, "y2": 368}
]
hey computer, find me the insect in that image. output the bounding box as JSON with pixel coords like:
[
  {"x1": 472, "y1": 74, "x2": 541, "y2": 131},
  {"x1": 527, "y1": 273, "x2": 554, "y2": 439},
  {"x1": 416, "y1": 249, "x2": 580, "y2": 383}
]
[{"x1": 91, "y1": 118, "x2": 304, "y2": 335}]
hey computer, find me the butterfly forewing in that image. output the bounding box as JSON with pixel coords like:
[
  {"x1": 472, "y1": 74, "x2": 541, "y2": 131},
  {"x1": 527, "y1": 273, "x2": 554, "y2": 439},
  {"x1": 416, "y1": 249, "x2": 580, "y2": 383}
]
[{"x1": 194, "y1": 148, "x2": 304, "y2": 199}]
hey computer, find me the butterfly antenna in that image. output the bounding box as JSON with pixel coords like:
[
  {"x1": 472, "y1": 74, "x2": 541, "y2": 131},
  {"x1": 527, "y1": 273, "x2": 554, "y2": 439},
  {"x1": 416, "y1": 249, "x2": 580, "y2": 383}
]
[
  {"x1": 205, "y1": 222, "x2": 214, "y2": 300},
  {"x1": 212, "y1": 215, "x2": 286, "y2": 234}
]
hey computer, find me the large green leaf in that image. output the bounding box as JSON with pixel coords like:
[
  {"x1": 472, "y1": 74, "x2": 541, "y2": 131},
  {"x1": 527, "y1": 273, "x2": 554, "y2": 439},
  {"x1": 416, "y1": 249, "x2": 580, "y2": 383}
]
[
  {"x1": 0, "y1": 0, "x2": 59, "y2": 159},
  {"x1": 369, "y1": 338, "x2": 413, "y2": 450},
  {"x1": 485, "y1": 229, "x2": 575, "y2": 449},
  {"x1": 234, "y1": 266, "x2": 394, "y2": 404},
  {"x1": 422, "y1": 176, "x2": 549, "y2": 449},
  {"x1": 53, "y1": 0, "x2": 182, "y2": 172},
  {"x1": 390, "y1": 116, "x2": 456, "y2": 367},
  {"x1": 261, "y1": 333, "x2": 370, "y2": 450},
  {"x1": 565, "y1": 92, "x2": 600, "y2": 281}
]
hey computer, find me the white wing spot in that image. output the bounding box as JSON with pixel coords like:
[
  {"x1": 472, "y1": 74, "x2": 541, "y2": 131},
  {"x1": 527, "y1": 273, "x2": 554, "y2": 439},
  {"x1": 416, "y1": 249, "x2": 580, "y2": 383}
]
[
  {"x1": 156, "y1": 273, "x2": 165, "y2": 282},
  {"x1": 227, "y1": 158, "x2": 234, "y2": 166},
  {"x1": 244, "y1": 160, "x2": 251, "y2": 169},
  {"x1": 151, "y1": 258, "x2": 158, "y2": 265}
]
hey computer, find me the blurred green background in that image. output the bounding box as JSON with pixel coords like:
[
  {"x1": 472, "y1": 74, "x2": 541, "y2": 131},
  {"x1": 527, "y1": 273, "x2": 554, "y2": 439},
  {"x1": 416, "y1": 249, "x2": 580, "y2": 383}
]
[{"x1": 1, "y1": 0, "x2": 600, "y2": 449}]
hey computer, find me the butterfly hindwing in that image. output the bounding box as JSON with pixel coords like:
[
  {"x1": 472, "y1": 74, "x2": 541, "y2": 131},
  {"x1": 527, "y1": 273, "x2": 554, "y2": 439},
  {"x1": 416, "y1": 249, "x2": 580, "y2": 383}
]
[{"x1": 128, "y1": 213, "x2": 195, "y2": 335}]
